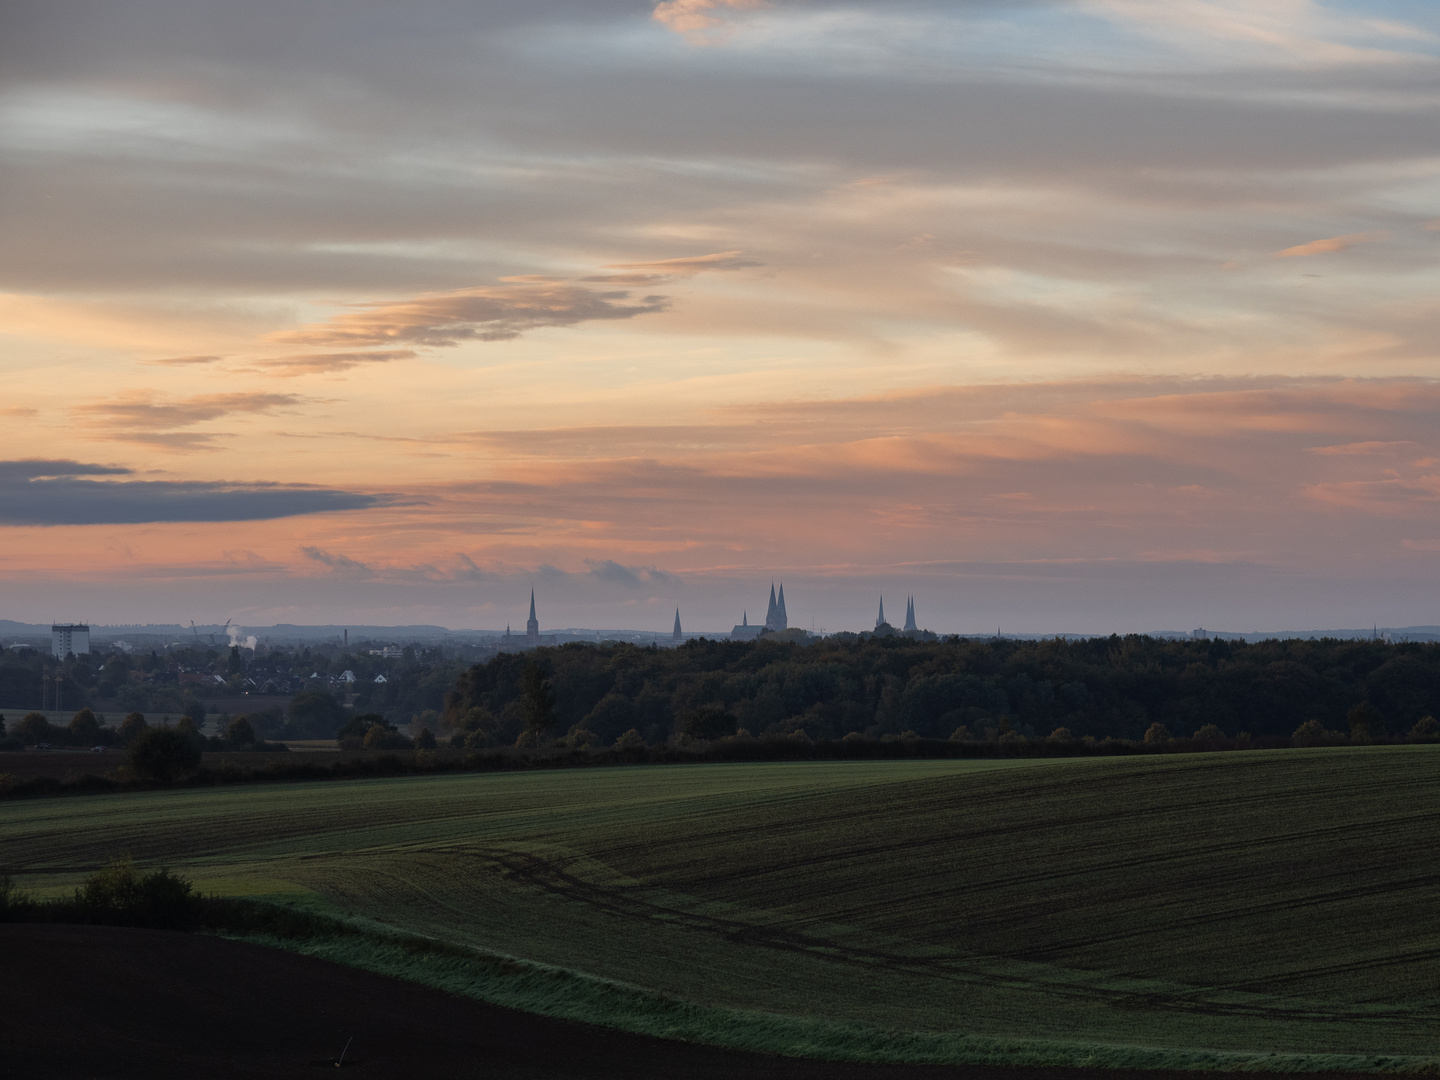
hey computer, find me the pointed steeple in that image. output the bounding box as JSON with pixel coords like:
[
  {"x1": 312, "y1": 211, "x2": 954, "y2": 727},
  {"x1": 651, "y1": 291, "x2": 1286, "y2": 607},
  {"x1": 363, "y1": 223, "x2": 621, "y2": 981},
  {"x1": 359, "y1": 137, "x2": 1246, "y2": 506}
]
[
  {"x1": 526, "y1": 588, "x2": 539, "y2": 644},
  {"x1": 742, "y1": 611, "x2": 748, "y2": 627},
  {"x1": 876, "y1": 596, "x2": 886, "y2": 630},
  {"x1": 904, "y1": 595, "x2": 917, "y2": 632},
  {"x1": 775, "y1": 584, "x2": 788, "y2": 631},
  {"x1": 765, "y1": 583, "x2": 777, "y2": 630},
  {"x1": 673, "y1": 608, "x2": 683, "y2": 641}
]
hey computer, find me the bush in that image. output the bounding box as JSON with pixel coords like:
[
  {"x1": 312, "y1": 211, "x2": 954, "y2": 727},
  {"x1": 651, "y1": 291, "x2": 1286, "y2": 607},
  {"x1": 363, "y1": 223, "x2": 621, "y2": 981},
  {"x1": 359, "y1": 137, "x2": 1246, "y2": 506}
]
[
  {"x1": 1143, "y1": 722, "x2": 1170, "y2": 745},
  {"x1": 363, "y1": 723, "x2": 412, "y2": 751},
  {"x1": 126, "y1": 727, "x2": 202, "y2": 781},
  {"x1": 1047, "y1": 727, "x2": 1075, "y2": 744},
  {"x1": 74, "y1": 856, "x2": 198, "y2": 929},
  {"x1": 413, "y1": 727, "x2": 437, "y2": 750},
  {"x1": 1193, "y1": 723, "x2": 1224, "y2": 748},
  {"x1": 335, "y1": 713, "x2": 386, "y2": 742},
  {"x1": 1292, "y1": 719, "x2": 1340, "y2": 747},
  {"x1": 614, "y1": 728, "x2": 646, "y2": 749},
  {"x1": 1409, "y1": 715, "x2": 1440, "y2": 741}
]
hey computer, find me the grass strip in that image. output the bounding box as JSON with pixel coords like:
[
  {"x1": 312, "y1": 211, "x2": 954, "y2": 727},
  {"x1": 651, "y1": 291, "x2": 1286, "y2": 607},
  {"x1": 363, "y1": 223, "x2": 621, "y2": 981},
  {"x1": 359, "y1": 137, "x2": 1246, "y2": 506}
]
[{"x1": 222, "y1": 907, "x2": 1440, "y2": 1075}]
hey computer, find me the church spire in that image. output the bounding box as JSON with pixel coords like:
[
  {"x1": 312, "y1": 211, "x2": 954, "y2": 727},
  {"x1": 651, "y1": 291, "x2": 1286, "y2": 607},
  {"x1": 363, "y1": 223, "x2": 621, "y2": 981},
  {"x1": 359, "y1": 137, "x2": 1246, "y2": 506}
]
[
  {"x1": 904, "y1": 595, "x2": 917, "y2": 632},
  {"x1": 775, "y1": 584, "x2": 788, "y2": 631},
  {"x1": 876, "y1": 596, "x2": 886, "y2": 629},
  {"x1": 526, "y1": 588, "x2": 539, "y2": 645},
  {"x1": 673, "y1": 607, "x2": 683, "y2": 641}
]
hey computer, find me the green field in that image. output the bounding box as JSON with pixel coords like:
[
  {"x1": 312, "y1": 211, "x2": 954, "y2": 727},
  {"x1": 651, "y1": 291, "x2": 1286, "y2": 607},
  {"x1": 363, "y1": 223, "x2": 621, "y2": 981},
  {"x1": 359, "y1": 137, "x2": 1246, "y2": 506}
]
[{"x1": 3, "y1": 748, "x2": 1438, "y2": 1070}]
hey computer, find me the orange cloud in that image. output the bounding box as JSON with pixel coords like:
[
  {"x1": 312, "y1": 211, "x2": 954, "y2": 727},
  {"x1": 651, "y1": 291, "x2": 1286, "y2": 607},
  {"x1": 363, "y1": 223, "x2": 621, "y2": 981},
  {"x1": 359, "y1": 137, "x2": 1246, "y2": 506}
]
[
  {"x1": 1270, "y1": 231, "x2": 1390, "y2": 258},
  {"x1": 652, "y1": 0, "x2": 766, "y2": 38}
]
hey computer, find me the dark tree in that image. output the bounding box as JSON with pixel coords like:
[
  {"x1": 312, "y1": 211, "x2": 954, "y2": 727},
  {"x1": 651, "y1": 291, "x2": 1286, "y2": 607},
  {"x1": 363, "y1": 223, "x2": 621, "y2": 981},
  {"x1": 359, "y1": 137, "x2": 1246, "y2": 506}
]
[
  {"x1": 15, "y1": 712, "x2": 54, "y2": 745},
  {"x1": 286, "y1": 690, "x2": 348, "y2": 738},
  {"x1": 68, "y1": 708, "x2": 102, "y2": 746},
  {"x1": 1347, "y1": 701, "x2": 1385, "y2": 742},
  {"x1": 117, "y1": 712, "x2": 148, "y2": 744},
  {"x1": 225, "y1": 715, "x2": 256, "y2": 747},
  {"x1": 520, "y1": 662, "x2": 556, "y2": 737},
  {"x1": 126, "y1": 727, "x2": 202, "y2": 782},
  {"x1": 414, "y1": 727, "x2": 437, "y2": 750}
]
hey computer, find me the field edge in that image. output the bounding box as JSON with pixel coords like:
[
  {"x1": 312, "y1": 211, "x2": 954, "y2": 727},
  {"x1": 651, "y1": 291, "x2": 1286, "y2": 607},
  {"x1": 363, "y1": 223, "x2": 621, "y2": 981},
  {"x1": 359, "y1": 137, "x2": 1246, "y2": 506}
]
[{"x1": 223, "y1": 923, "x2": 1440, "y2": 1075}]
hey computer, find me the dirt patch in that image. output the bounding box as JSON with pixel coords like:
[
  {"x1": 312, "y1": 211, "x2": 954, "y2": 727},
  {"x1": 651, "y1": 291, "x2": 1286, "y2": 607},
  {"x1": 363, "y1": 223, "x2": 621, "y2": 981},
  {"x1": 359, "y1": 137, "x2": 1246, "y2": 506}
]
[
  {"x1": 0, "y1": 750, "x2": 120, "y2": 779},
  {"x1": 0, "y1": 924, "x2": 1373, "y2": 1080}
]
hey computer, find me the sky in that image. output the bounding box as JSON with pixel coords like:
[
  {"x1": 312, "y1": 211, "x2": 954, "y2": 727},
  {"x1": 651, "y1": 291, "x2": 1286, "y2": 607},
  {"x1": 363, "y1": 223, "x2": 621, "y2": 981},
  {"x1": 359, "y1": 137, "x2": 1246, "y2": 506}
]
[{"x1": 4, "y1": 0, "x2": 1440, "y2": 635}]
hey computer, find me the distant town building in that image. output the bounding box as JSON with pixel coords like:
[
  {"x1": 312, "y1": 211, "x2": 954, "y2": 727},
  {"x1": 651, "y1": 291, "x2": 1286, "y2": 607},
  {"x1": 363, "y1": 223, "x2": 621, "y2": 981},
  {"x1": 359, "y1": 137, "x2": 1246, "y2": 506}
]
[
  {"x1": 51, "y1": 624, "x2": 90, "y2": 657},
  {"x1": 672, "y1": 608, "x2": 683, "y2": 643},
  {"x1": 526, "y1": 589, "x2": 540, "y2": 646},
  {"x1": 730, "y1": 611, "x2": 763, "y2": 640},
  {"x1": 903, "y1": 597, "x2": 918, "y2": 633},
  {"x1": 875, "y1": 598, "x2": 890, "y2": 631},
  {"x1": 374, "y1": 673, "x2": 388, "y2": 684},
  {"x1": 764, "y1": 583, "x2": 788, "y2": 632}
]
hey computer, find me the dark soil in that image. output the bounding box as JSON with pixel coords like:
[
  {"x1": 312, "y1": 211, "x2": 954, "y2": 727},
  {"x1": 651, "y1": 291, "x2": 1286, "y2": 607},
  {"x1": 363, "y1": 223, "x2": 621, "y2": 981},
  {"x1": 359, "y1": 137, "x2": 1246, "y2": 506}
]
[
  {"x1": 0, "y1": 924, "x2": 1373, "y2": 1080},
  {"x1": 0, "y1": 750, "x2": 121, "y2": 779}
]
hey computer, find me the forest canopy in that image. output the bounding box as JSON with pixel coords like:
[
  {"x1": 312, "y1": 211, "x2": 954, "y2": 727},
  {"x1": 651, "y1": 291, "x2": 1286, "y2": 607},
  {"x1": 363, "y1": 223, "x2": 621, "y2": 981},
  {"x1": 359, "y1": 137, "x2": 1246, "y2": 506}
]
[{"x1": 444, "y1": 634, "x2": 1440, "y2": 749}]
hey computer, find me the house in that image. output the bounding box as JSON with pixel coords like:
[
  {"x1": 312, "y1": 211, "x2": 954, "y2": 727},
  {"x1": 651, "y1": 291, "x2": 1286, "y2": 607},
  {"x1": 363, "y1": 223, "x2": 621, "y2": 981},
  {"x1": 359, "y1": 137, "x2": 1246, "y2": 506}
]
[{"x1": 373, "y1": 674, "x2": 388, "y2": 684}]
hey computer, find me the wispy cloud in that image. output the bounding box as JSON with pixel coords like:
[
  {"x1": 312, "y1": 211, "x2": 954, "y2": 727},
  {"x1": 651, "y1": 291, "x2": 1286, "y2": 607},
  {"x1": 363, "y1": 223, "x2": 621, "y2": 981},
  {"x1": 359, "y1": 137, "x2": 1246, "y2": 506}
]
[
  {"x1": 249, "y1": 350, "x2": 417, "y2": 376},
  {"x1": 273, "y1": 282, "x2": 670, "y2": 349},
  {"x1": 1271, "y1": 231, "x2": 1390, "y2": 259},
  {"x1": 142, "y1": 354, "x2": 225, "y2": 367},
  {"x1": 74, "y1": 392, "x2": 305, "y2": 450}
]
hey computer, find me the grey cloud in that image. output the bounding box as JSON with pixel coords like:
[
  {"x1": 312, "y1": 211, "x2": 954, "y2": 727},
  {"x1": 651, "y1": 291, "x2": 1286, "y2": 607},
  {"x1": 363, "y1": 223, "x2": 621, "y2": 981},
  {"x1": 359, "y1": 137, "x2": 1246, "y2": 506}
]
[
  {"x1": 0, "y1": 459, "x2": 131, "y2": 481},
  {"x1": 585, "y1": 558, "x2": 684, "y2": 589},
  {"x1": 275, "y1": 283, "x2": 670, "y2": 347},
  {"x1": 301, "y1": 546, "x2": 372, "y2": 572},
  {"x1": 0, "y1": 460, "x2": 390, "y2": 525}
]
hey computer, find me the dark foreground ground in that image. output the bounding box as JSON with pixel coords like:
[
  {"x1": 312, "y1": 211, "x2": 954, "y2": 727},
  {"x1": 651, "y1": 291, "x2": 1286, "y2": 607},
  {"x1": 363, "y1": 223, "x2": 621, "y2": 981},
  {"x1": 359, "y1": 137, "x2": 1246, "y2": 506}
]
[{"x1": 0, "y1": 925, "x2": 1372, "y2": 1080}]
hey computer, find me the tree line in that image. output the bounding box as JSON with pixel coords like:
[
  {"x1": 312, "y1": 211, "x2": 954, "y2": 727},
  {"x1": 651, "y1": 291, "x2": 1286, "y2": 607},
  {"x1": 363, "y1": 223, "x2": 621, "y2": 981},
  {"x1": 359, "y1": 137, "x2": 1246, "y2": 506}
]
[{"x1": 442, "y1": 634, "x2": 1440, "y2": 749}]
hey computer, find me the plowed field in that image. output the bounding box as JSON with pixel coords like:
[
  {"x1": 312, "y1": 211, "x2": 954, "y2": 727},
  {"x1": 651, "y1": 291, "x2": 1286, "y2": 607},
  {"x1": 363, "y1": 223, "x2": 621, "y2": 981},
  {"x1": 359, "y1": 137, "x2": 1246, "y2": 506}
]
[{"x1": 3, "y1": 749, "x2": 1437, "y2": 1066}]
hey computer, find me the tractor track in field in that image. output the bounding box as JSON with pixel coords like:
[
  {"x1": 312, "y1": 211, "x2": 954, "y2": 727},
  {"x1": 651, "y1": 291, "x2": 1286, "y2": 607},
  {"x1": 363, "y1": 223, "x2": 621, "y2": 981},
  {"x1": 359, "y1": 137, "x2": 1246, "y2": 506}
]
[{"x1": 426, "y1": 843, "x2": 1434, "y2": 1031}]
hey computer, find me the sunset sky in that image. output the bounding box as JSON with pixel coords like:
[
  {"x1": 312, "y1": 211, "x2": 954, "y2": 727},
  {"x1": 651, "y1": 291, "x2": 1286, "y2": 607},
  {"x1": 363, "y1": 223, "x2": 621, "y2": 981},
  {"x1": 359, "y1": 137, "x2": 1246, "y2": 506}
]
[{"x1": 4, "y1": 0, "x2": 1440, "y2": 634}]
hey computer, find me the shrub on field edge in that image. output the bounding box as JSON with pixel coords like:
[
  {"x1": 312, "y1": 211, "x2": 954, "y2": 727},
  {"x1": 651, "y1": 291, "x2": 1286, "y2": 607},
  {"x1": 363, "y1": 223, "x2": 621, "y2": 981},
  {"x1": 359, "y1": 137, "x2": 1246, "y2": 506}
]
[
  {"x1": 1409, "y1": 715, "x2": 1440, "y2": 741},
  {"x1": 414, "y1": 727, "x2": 437, "y2": 750},
  {"x1": 363, "y1": 723, "x2": 413, "y2": 751},
  {"x1": 614, "y1": 729, "x2": 645, "y2": 750},
  {"x1": 1292, "y1": 719, "x2": 1343, "y2": 747},
  {"x1": 1048, "y1": 727, "x2": 1075, "y2": 744},
  {"x1": 1143, "y1": 723, "x2": 1170, "y2": 745},
  {"x1": 1193, "y1": 723, "x2": 1225, "y2": 748},
  {"x1": 75, "y1": 856, "x2": 197, "y2": 928}
]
